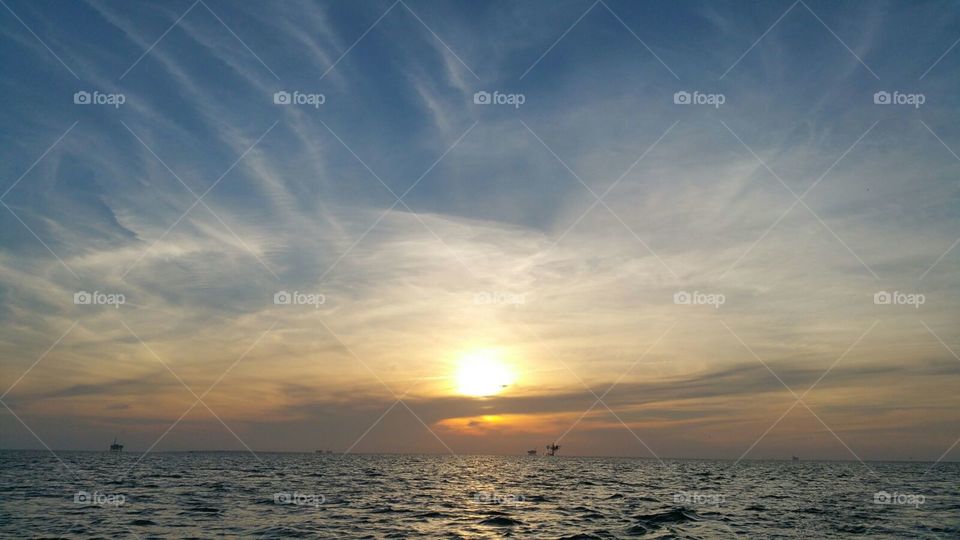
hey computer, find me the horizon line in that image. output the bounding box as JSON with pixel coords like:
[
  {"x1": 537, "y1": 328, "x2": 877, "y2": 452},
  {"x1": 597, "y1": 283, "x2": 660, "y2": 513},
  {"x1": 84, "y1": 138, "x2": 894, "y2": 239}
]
[{"x1": 1, "y1": 448, "x2": 955, "y2": 464}]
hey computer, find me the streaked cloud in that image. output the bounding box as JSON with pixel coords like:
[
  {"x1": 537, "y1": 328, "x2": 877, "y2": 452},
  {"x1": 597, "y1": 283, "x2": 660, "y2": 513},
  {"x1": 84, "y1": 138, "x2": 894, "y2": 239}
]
[{"x1": 0, "y1": 0, "x2": 958, "y2": 460}]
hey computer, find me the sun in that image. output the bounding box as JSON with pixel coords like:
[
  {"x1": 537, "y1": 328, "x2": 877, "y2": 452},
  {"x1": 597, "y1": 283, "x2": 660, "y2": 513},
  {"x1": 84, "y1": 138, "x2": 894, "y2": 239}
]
[{"x1": 454, "y1": 349, "x2": 515, "y2": 397}]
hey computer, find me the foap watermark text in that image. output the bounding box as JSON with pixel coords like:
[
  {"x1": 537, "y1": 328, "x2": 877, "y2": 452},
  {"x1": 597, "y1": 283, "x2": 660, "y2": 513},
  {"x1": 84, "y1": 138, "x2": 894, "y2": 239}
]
[
  {"x1": 74, "y1": 90, "x2": 125, "y2": 108},
  {"x1": 475, "y1": 491, "x2": 525, "y2": 505},
  {"x1": 874, "y1": 491, "x2": 924, "y2": 508},
  {"x1": 674, "y1": 290, "x2": 725, "y2": 309},
  {"x1": 473, "y1": 90, "x2": 525, "y2": 108},
  {"x1": 474, "y1": 291, "x2": 525, "y2": 306},
  {"x1": 74, "y1": 490, "x2": 125, "y2": 507},
  {"x1": 874, "y1": 290, "x2": 924, "y2": 309},
  {"x1": 674, "y1": 491, "x2": 725, "y2": 507},
  {"x1": 274, "y1": 290, "x2": 325, "y2": 308},
  {"x1": 873, "y1": 91, "x2": 924, "y2": 108},
  {"x1": 674, "y1": 90, "x2": 725, "y2": 108},
  {"x1": 274, "y1": 90, "x2": 325, "y2": 108},
  {"x1": 274, "y1": 492, "x2": 325, "y2": 507},
  {"x1": 74, "y1": 290, "x2": 125, "y2": 308}
]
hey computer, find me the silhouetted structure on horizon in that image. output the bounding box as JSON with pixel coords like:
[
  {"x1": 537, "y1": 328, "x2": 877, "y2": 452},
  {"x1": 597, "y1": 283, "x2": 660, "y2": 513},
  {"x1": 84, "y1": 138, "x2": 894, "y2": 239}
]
[{"x1": 109, "y1": 438, "x2": 123, "y2": 452}]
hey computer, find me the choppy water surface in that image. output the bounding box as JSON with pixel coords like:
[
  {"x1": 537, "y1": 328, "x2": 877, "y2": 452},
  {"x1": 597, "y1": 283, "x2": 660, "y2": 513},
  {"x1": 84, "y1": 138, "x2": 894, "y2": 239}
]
[{"x1": 1, "y1": 451, "x2": 957, "y2": 538}]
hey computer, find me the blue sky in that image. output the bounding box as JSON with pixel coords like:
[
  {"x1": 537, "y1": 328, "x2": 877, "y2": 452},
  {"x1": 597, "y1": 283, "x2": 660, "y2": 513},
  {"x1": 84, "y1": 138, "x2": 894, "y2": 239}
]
[{"x1": 1, "y1": 0, "x2": 959, "y2": 460}]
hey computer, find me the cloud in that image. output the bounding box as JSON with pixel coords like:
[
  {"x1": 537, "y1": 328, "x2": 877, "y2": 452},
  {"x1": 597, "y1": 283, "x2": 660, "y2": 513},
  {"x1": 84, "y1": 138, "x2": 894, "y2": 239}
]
[{"x1": 0, "y1": 0, "x2": 958, "y2": 460}]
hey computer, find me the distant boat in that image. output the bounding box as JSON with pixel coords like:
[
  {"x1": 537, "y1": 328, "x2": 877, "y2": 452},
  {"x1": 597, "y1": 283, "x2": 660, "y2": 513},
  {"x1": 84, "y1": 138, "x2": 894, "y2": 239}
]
[
  {"x1": 546, "y1": 443, "x2": 560, "y2": 456},
  {"x1": 792, "y1": 456, "x2": 799, "y2": 462},
  {"x1": 526, "y1": 449, "x2": 537, "y2": 456},
  {"x1": 109, "y1": 438, "x2": 123, "y2": 452}
]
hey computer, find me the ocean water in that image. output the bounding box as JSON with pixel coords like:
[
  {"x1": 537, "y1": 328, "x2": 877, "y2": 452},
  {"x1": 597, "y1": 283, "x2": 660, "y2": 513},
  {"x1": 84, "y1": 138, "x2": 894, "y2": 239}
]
[{"x1": 0, "y1": 451, "x2": 957, "y2": 538}]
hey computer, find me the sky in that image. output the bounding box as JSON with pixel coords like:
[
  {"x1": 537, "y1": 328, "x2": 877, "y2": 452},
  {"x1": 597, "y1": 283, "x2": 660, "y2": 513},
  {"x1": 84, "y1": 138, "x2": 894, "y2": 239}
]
[{"x1": 0, "y1": 0, "x2": 958, "y2": 462}]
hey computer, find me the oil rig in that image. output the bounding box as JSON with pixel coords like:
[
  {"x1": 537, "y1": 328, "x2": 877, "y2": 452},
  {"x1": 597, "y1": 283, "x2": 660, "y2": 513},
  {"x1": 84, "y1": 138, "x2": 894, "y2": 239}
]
[
  {"x1": 109, "y1": 437, "x2": 123, "y2": 452},
  {"x1": 546, "y1": 443, "x2": 560, "y2": 456}
]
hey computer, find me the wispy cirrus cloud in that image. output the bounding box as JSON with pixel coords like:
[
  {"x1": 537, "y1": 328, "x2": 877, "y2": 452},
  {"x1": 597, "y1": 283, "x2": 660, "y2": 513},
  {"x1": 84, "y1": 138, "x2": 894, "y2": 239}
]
[{"x1": 0, "y1": 0, "x2": 958, "y2": 459}]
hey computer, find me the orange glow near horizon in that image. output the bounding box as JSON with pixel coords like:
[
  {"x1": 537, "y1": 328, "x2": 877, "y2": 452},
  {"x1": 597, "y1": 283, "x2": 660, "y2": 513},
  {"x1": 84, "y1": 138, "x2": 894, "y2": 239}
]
[{"x1": 436, "y1": 412, "x2": 583, "y2": 435}]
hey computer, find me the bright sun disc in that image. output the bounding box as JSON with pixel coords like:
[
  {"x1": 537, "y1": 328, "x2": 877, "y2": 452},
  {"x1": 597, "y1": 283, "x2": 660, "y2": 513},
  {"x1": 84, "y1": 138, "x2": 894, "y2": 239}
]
[{"x1": 455, "y1": 349, "x2": 514, "y2": 397}]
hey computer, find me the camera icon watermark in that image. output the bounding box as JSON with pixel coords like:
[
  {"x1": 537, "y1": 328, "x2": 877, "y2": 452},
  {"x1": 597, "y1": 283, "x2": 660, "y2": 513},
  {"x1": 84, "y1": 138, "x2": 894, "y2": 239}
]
[
  {"x1": 674, "y1": 491, "x2": 725, "y2": 507},
  {"x1": 73, "y1": 90, "x2": 126, "y2": 108},
  {"x1": 273, "y1": 492, "x2": 324, "y2": 507},
  {"x1": 273, "y1": 90, "x2": 325, "y2": 108},
  {"x1": 74, "y1": 290, "x2": 125, "y2": 309},
  {"x1": 473, "y1": 291, "x2": 525, "y2": 306},
  {"x1": 673, "y1": 90, "x2": 725, "y2": 108},
  {"x1": 674, "y1": 290, "x2": 725, "y2": 309},
  {"x1": 874, "y1": 490, "x2": 924, "y2": 508},
  {"x1": 473, "y1": 90, "x2": 525, "y2": 108},
  {"x1": 873, "y1": 290, "x2": 924, "y2": 309},
  {"x1": 273, "y1": 290, "x2": 325, "y2": 309},
  {"x1": 74, "y1": 490, "x2": 126, "y2": 507},
  {"x1": 873, "y1": 90, "x2": 924, "y2": 108}
]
